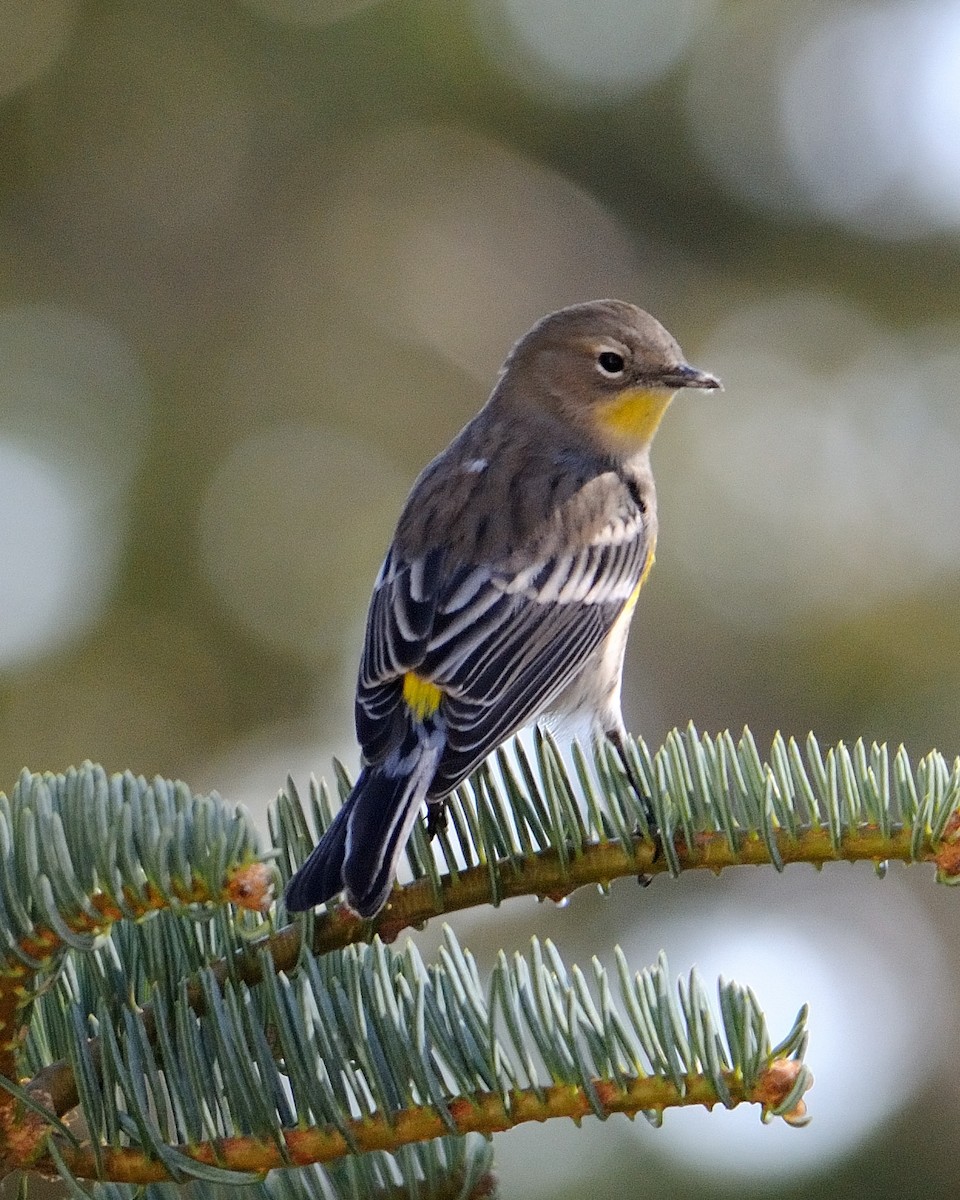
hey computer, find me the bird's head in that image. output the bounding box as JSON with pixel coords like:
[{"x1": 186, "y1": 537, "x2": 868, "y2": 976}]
[{"x1": 500, "y1": 299, "x2": 722, "y2": 457}]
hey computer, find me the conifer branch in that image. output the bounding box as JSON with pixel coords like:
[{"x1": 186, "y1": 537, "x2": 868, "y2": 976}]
[
  {"x1": 75, "y1": 1134, "x2": 496, "y2": 1200},
  {"x1": 12, "y1": 932, "x2": 810, "y2": 1186},
  {"x1": 3, "y1": 726, "x2": 958, "y2": 1191},
  {"x1": 0, "y1": 766, "x2": 265, "y2": 1173},
  {"x1": 276, "y1": 724, "x2": 960, "y2": 951},
  {"x1": 45, "y1": 1061, "x2": 806, "y2": 1184}
]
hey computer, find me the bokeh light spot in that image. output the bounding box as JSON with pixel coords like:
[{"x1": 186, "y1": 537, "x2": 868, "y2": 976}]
[
  {"x1": 472, "y1": 0, "x2": 719, "y2": 106},
  {"x1": 236, "y1": 0, "x2": 384, "y2": 25},
  {"x1": 666, "y1": 294, "x2": 960, "y2": 627},
  {"x1": 0, "y1": 0, "x2": 76, "y2": 99},
  {"x1": 199, "y1": 426, "x2": 410, "y2": 664},
  {"x1": 0, "y1": 304, "x2": 151, "y2": 501},
  {"x1": 781, "y1": 0, "x2": 960, "y2": 237},
  {"x1": 626, "y1": 869, "x2": 950, "y2": 1179},
  {"x1": 0, "y1": 304, "x2": 150, "y2": 667},
  {"x1": 0, "y1": 440, "x2": 110, "y2": 668},
  {"x1": 318, "y1": 122, "x2": 697, "y2": 382},
  {"x1": 688, "y1": 0, "x2": 960, "y2": 237}
]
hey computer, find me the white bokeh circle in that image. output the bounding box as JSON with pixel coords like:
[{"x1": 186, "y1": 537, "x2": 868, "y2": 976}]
[
  {"x1": 199, "y1": 425, "x2": 410, "y2": 663},
  {"x1": 471, "y1": 0, "x2": 719, "y2": 106}
]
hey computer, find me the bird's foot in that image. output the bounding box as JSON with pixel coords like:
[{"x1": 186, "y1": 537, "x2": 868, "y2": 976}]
[
  {"x1": 423, "y1": 800, "x2": 448, "y2": 841},
  {"x1": 606, "y1": 729, "x2": 663, "y2": 879}
]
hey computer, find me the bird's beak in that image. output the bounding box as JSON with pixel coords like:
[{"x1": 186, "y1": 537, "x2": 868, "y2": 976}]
[{"x1": 659, "y1": 363, "x2": 723, "y2": 391}]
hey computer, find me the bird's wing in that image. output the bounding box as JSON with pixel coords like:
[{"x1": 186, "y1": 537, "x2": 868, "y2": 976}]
[{"x1": 355, "y1": 506, "x2": 649, "y2": 790}]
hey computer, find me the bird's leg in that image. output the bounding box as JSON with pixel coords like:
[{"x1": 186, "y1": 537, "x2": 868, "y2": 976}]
[
  {"x1": 423, "y1": 799, "x2": 448, "y2": 841},
  {"x1": 606, "y1": 729, "x2": 662, "y2": 884}
]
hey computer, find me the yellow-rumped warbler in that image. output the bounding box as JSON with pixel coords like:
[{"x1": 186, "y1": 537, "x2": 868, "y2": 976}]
[{"x1": 286, "y1": 300, "x2": 720, "y2": 917}]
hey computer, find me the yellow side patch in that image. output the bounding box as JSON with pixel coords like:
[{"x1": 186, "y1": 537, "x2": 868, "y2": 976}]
[
  {"x1": 402, "y1": 671, "x2": 443, "y2": 720},
  {"x1": 600, "y1": 389, "x2": 673, "y2": 446},
  {"x1": 624, "y1": 546, "x2": 657, "y2": 615}
]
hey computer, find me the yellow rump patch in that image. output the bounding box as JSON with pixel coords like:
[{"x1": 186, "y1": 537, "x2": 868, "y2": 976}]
[
  {"x1": 600, "y1": 389, "x2": 673, "y2": 446},
  {"x1": 402, "y1": 671, "x2": 443, "y2": 720}
]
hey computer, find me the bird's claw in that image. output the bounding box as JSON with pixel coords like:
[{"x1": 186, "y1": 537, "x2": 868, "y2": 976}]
[{"x1": 424, "y1": 801, "x2": 448, "y2": 841}]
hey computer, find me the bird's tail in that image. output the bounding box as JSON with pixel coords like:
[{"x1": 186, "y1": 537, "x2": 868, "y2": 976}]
[{"x1": 285, "y1": 739, "x2": 441, "y2": 918}]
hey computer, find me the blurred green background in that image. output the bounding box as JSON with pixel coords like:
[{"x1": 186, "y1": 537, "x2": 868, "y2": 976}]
[{"x1": 3, "y1": 0, "x2": 960, "y2": 1196}]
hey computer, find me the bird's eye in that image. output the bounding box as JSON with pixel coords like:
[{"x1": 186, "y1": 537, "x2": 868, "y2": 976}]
[{"x1": 597, "y1": 350, "x2": 626, "y2": 376}]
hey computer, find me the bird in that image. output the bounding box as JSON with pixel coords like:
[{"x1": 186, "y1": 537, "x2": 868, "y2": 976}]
[{"x1": 285, "y1": 300, "x2": 721, "y2": 917}]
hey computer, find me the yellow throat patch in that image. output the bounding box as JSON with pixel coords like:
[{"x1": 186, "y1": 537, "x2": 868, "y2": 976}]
[
  {"x1": 402, "y1": 671, "x2": 443, "y2": 720},
  {"x1": 599, "y1": 389, "x2": 673, "y2": 446}
]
